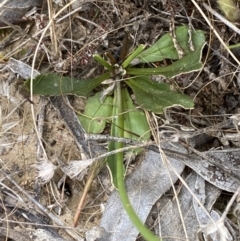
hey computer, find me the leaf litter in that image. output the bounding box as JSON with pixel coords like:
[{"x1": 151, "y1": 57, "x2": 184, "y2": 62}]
[{"x1": 1, "y1": 1, "x2": 240, "y2": 241}]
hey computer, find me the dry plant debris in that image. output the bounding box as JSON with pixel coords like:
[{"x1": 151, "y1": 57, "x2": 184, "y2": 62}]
[{"x1": 0, "y1": 0, "x2": 240, "y2": 241}]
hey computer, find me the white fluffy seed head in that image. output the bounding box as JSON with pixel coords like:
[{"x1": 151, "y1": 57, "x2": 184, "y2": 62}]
[{"x1": 34, "y1": 160, "x2": 57, "y2": 184}]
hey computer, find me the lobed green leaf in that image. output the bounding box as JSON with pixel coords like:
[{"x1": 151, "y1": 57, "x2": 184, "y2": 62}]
[
  {"x1": 126, "y1": 76, "x2": 194, "y2": 114},
  {"x1": 131, "y1": 26, "x2": 205, "y2": 65},
  {"x1": 127, "y1": 47, "x2": 204, "y2": 78}
]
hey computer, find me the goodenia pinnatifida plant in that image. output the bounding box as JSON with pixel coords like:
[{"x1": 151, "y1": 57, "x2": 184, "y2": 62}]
[{"x1": 24, "y1": 25, "x2": 206, "y2": 241}]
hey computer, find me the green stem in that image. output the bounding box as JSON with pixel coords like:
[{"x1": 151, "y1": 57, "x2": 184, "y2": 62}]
[
  {"x1": 228, "y1": 43, "x2": 240, "y2": 49},
  {"x1": 121, "y1": 44, "x2": 145, "y2": 69},
  {"x1": 93, "y1": 54, "x2": 113, "y2": 70},
  {"x1": 115, "y1": 81, "x2": 160, "y2": 241}
]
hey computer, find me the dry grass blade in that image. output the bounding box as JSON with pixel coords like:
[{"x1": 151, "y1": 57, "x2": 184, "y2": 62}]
[{"x1": 47, "y1": 0, "x2": 58, "y2": 57}]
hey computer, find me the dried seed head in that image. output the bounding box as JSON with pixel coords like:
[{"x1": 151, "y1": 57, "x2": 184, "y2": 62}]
[{"x1": 34, "y1": 159, "x2": 57, "y2": 184}]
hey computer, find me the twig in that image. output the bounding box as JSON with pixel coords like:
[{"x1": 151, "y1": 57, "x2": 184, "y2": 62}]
[
  {"x1": 36, "y1": 97, "x2": 48, "y2": 160},
  {"x1": 73, "y1": 159, "x2": 106, "y2": 227},
  {"x1": 50, "y1": 96, "x2": 92, "y2": 158},
  {"x1": 75, "y1": 141, "x2": 154, "y2": 164},
  {"x1": 85, "y1": 133, "x2": 144, "y2": 145},
  {"x1": 85, "y1": 118, "x2": 233, "y2": 146}
]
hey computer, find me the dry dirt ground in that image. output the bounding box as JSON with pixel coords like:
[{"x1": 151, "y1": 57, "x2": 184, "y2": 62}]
[{"x1": 1, "y1": 0, "x2": 240, "y2": 241}]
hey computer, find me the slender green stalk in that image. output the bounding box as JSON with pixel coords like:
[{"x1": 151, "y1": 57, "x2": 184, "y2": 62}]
[
  {"x1": 93, "y1": 54, "x2": 113, "y2": 70},
  {"x1": 121, "y1": 44, "x2": 146, "y2": 69},
  {"x1": 115, "y1": 81, "x2": 160, "y2": 241},
  {"x1": 115, "y1": 80, "x2": 125, "y2": 185},
  {"x1": 228, "y1": 43, "x2": 240, "y2": 49}
]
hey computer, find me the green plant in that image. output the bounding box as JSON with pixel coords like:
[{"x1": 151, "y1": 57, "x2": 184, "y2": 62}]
[{"x1": 24, "y1": 25, "x2": 205, "y2": 240}]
